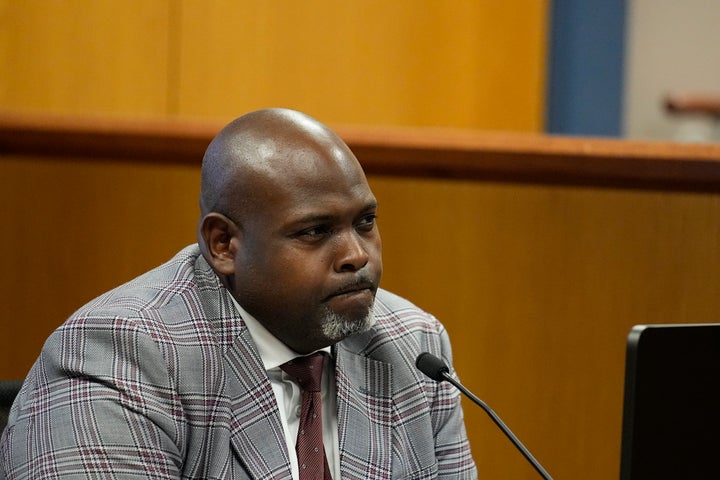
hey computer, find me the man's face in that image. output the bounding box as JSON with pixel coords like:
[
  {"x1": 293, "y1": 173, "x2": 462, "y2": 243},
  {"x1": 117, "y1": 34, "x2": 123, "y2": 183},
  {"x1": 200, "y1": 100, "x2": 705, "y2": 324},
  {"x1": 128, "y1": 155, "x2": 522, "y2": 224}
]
[{"x1": 228, "y1": 148, "x2": 382, "y2": 354}]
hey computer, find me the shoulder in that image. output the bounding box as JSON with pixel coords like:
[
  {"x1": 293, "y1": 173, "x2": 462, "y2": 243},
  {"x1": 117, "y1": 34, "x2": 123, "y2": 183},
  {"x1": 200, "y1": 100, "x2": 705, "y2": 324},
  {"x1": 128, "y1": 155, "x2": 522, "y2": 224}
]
[
  {"x1": 74, "y1": 244, "x2": 209, "y2": 317},
  {"x1": 31, "y1": 245, "x2": 238, "y2": 399},
  {"x1": 373, "y1": 288, "x2": 446, "y2": 338},
  {"x1": 56, "y1": 244, "x2": 240, "y2": 351}
]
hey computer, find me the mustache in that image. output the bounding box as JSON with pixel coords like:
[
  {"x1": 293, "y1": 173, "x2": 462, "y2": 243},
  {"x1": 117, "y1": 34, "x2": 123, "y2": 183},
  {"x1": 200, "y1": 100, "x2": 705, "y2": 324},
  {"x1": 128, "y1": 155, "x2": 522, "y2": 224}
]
[{"x1": 327, "y1": 275, "x2": 377, "y2": 298}]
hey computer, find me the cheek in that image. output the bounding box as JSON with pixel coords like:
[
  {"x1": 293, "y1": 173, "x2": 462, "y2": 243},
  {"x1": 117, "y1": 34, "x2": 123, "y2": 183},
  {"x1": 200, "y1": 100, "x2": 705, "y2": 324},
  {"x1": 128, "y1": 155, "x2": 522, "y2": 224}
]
[
  {"x1": 247, "y1": 249, "x2": 327, "y2": 298},
  {"x1": 373, "y1": 235, "x2": 383, "y2": 257},
  {"x1": 369, "y1": 237, "x2": 383, "y2": 272},
  {"x1": 232, "y1": 248, "x2": 277, "y2": 301}
]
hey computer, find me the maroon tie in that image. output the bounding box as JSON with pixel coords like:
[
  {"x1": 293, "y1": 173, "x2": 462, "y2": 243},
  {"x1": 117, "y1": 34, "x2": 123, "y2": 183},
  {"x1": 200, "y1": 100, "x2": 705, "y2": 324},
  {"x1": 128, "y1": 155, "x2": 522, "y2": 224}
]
[{"x1": 281, "y1": 352, "x2": 333, "y2": 480}]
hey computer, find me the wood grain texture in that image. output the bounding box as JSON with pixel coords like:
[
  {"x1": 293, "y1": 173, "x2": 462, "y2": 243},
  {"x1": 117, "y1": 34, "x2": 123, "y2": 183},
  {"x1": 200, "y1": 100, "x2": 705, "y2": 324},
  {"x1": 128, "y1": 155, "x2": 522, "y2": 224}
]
[
  {"x1": 2, "y1": 111, "x2": 720, "y2": 191},
  {"x1": 0, "y1": 1, "x2": 172, "y2": 114},
  {"x1": 0, "y1": 1, "x2": 548, "y2": 130},
  {"x1": 174, "y1": 0, "x2": 548, "y2": 130}
]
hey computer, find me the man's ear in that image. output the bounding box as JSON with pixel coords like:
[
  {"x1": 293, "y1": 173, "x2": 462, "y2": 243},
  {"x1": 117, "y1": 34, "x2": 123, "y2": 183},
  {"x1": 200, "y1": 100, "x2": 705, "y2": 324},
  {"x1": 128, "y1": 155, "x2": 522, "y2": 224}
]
[{"x1": 199, "y1": 213, "x2": 240, "y2": 276}]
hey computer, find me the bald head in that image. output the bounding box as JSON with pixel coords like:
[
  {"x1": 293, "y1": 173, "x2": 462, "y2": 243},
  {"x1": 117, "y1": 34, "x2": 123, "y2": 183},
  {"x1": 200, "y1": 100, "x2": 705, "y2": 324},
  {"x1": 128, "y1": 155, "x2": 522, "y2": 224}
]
[{"x1": 200, "y1": 108, "x2": 360, "y2": 219}]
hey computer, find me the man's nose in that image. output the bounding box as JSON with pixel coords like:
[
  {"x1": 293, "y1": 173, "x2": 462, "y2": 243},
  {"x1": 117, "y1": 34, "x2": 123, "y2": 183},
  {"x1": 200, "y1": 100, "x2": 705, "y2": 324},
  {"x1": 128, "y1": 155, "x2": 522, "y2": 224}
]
[{"x1": 333, "y1": 230, "x2": 370, "y2": 272}]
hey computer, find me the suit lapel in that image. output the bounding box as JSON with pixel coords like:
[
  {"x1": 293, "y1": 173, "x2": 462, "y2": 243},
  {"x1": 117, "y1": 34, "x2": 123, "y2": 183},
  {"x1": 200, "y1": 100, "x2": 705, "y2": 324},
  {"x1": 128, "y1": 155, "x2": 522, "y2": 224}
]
[
  {"x1": 335, "y1": 344, "x2": 394, "y2": 480},
  {"x1": 224, "y1": 328, "x2": 293, "y2": 480}
]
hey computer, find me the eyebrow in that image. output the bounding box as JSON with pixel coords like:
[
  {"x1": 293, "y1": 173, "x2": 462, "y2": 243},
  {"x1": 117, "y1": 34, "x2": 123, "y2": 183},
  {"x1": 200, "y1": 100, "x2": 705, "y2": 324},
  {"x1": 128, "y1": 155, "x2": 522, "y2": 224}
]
[{"x1": 289, "y1": 201, "x2": 378, "y2": 226}]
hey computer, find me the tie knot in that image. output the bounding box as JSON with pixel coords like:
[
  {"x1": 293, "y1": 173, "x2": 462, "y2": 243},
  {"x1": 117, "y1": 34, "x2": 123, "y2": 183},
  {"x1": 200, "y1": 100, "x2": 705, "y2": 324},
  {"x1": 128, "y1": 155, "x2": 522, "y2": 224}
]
[{"x1": 281, "y1": 352, "x2": 325, "y2": 392}]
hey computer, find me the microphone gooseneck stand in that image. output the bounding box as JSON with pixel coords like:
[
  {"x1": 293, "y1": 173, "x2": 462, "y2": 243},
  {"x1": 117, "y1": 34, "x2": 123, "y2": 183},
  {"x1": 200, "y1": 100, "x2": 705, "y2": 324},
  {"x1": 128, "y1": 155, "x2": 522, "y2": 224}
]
[{"x1": 416, "y1": 352, "x2": 553, "y2": 480}]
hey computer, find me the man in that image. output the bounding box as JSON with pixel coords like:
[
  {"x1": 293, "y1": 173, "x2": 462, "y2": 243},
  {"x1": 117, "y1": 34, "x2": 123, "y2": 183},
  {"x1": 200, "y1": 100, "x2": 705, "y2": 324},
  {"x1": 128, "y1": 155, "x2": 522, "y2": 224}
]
[{"x1": 1, "y1": 108, "x2": 476, "y2": 479}]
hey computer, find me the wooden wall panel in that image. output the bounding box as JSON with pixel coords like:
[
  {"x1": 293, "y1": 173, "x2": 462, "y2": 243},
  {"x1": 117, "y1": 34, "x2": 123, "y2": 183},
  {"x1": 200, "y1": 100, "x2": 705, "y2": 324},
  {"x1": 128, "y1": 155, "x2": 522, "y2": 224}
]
[
  {"x1": 370, "y1": 176, "x2": 720, "y2": 479},
  {"x1": 176, "y1": 0, "x2": 548, "y2": 130},
  {"x1": 0, "y1": 1, "x2": 172, "y2": 114},
  {"x1": 0, "y1": 155, "x2": 200, "y2": 378},
  {"x1": 0, "y1": 1, "x2": 548, "y2": 130}
]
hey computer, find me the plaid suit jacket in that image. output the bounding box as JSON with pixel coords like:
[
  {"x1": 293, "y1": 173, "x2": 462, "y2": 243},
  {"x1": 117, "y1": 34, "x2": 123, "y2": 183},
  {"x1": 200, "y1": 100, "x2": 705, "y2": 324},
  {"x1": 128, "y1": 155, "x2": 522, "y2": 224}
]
[{"x1": 0, "y1": 245, "x2": 476, "y2": 479}]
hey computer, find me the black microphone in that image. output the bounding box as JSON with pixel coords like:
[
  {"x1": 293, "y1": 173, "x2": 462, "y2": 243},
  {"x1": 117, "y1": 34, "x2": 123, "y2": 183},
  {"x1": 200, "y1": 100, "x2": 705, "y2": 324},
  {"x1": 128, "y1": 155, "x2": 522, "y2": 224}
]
[{"x1": 416, "y1": 352, "x2": 553, "y2": 480}]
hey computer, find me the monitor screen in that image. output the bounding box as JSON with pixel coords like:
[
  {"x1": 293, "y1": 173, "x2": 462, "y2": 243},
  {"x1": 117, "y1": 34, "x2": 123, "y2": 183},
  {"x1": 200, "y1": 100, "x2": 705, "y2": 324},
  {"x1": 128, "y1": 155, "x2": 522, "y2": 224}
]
[{"x1": 620, "y1": 323, "x2": 720, "y2": 480}]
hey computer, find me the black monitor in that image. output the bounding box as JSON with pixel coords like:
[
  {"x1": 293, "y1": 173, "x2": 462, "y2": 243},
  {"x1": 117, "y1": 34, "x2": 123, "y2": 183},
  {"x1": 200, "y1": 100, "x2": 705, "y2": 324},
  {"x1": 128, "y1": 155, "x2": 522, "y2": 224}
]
[{"x1": 620, "y1": 323, "x2": 720, "y2": 480}]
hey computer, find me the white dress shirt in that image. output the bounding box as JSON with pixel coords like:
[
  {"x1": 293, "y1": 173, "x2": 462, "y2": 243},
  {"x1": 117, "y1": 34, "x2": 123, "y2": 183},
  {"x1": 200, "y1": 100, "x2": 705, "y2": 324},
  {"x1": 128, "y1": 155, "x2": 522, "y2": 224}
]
[{"x1": 231, "y1": 298, "x2": 340, "y2": 480}]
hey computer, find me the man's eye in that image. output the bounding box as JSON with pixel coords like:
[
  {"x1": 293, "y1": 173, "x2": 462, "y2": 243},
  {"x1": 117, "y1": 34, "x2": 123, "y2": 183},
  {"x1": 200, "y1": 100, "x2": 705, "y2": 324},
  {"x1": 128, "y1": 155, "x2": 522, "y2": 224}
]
[
  {"x1": 356, "y1": 214, "x2": 377, "y2": 231},
  {"x1": 297, "y1": 226, "x2": 331, "y2": 239}
]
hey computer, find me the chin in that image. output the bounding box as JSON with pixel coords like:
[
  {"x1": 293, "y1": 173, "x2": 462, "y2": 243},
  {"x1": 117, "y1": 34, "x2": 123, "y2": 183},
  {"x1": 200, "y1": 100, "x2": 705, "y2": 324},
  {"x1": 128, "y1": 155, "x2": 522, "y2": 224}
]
[{"x1": 321, "y1": 306, "x2": 376, "y2": 342}]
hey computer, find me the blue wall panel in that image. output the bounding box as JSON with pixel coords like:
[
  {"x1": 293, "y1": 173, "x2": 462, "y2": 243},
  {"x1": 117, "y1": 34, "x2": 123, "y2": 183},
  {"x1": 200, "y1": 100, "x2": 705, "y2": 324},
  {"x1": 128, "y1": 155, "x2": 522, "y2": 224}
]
[{"x1": 547, "y1": 0, "x2": 627, "y2": 136}]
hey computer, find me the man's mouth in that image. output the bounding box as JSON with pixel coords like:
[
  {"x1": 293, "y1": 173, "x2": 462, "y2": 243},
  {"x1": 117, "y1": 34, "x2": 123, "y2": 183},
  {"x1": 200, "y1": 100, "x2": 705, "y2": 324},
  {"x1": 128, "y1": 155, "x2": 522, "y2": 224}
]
[{"x1": 326, "y1": 279, "x2": 376, "y2": 301}]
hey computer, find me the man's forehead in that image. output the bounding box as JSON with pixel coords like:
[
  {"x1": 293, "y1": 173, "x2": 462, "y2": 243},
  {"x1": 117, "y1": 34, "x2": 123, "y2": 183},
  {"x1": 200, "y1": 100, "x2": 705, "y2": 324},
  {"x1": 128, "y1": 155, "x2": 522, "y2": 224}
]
[{"x1": 273, "y1": 185, "x2": 376, "y2": 221}]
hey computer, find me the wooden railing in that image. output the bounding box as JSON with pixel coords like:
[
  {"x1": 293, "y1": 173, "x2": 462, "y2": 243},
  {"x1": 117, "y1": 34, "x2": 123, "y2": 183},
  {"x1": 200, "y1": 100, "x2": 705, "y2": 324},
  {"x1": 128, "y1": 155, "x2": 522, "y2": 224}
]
[
  {"x1": 2, "y1": 110, "x2": 720, "y2": 192},
  {"x1": 666, "y1": 93, "x2": 720, "y2": 117}
]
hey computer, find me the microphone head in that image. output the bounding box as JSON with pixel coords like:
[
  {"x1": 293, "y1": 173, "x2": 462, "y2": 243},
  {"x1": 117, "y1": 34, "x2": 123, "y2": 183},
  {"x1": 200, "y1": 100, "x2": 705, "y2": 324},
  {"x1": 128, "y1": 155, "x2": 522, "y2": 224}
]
[{"x1": 416, "y1": 352, "x2": 450, "y2": 382}]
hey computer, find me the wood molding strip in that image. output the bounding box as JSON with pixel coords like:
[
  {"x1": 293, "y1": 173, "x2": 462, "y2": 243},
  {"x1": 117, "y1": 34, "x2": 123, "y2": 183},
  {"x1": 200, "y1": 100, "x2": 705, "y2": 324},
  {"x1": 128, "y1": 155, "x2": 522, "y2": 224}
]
[{"x1": 2, "y1": 111, "x2": 720, "y2": 192}]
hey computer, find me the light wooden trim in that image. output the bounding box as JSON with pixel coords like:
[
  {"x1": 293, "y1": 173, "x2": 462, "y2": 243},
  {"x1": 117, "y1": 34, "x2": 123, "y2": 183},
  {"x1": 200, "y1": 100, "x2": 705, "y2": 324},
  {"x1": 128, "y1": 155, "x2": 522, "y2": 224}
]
[
  {"x1": 2, "y1": 110, "x2": 720, "y2": 192},
  {"x1": 665, "y1": 93, "x2": 720, "y2": 116}
]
